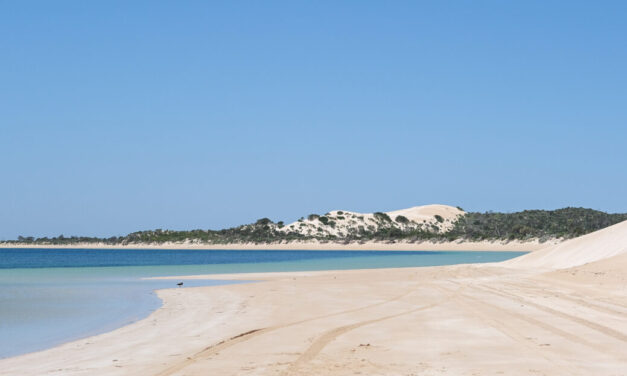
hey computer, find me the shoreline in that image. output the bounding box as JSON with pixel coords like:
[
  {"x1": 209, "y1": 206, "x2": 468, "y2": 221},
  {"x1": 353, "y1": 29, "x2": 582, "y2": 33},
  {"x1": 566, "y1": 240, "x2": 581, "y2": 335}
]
[
  {"x1": 2, "y1": 257, "x2": 626, "y2": 375},
  {"x1": 0, "y1": 252, "x2": 524, "y2": 360},
  {"x1": 0, "y1": 239, "x2": 556, "y2": 252},
  {"x1": 2, "y1": 222, "x2": 625, "y2": 375}
]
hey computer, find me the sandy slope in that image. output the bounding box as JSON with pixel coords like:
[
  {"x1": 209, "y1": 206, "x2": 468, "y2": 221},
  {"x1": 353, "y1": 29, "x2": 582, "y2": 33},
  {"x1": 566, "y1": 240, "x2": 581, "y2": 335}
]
[
  {"x1": 505, "y1": 219, "x2": 627, "y2": 269},
  {"x1": 386, "y1": 204, "x2": 463, "y2": 225},
  {"x1": 278, "y1": 204, "x2": 464, "y2": 237},
  {"x1": 1, "y1": 223, "x2": 626, "y2": 375}
]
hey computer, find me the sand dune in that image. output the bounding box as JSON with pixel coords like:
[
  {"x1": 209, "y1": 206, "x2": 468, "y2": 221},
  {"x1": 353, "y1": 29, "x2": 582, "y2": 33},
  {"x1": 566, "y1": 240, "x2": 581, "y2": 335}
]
[
  {"x1": 505, "y1": 219, "x2": 627, "y2": 269},
  {"x1": 382, "y1": 204, "x2": 464, "y2": 226},
  {"x1": 278, "y1": 204, "x2": 464, "y2": 237}
]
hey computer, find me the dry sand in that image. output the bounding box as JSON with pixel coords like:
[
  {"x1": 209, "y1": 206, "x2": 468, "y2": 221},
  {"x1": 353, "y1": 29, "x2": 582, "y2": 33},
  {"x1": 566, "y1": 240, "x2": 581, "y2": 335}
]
[{"x1": 1, "y1": 224, "x2": 626, "y2": 375}]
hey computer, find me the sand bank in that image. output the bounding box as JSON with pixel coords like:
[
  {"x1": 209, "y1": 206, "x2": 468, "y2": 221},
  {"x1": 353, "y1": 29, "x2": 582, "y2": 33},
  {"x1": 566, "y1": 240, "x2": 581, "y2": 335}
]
[
  {"x1": 0, "y1": 238, "x2": 554, "y2": 251},
  {"x1": 1, "y1": 224, "x2": 626, "y2": 375},
  {"x1": 2, "y1": 264, "x2": 625, "y2": 375}
]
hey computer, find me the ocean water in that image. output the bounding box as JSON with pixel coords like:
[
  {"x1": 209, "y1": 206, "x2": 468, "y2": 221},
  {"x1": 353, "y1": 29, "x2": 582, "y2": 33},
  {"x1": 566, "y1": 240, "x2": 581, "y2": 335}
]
[{"x1": 0, "y1": 248, "x2": 525, "y2": 358}]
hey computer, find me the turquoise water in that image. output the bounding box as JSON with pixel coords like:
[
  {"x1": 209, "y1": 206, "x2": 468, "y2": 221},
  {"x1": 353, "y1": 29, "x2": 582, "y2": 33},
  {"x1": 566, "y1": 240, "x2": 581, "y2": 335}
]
[{"x1": 0, "y1": 249, "x2": 525, "y2": 358}]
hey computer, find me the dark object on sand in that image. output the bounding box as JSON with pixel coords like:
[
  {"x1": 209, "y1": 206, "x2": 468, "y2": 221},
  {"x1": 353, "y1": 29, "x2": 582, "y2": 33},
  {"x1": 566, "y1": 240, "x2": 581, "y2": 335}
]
[{"x1": 177, "y1": 282, "x2": 184, "y2": 287}]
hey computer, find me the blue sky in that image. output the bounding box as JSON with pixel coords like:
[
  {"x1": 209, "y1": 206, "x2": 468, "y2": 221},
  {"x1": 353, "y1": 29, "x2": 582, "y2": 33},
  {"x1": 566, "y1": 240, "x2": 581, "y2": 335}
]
[{"x1": 1, "y1": 1, "x2": 626, "y2": 239}]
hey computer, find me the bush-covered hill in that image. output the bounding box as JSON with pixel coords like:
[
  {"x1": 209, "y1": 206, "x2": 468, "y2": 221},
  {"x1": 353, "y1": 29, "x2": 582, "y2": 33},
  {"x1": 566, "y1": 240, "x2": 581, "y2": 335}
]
[
  {"x1": 447, "y1": 208, "x2": 627, "y2": 242},
  {"x1": 5, "y1": 207, "x2": 627, "y2": 246}
]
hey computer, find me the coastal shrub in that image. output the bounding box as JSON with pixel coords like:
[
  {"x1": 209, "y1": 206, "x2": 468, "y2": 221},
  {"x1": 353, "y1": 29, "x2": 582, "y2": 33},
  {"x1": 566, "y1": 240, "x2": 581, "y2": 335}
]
[
  {"x1": 318, "y1": 216, "x2": 330, "y2": 225},
  {"x1": 308, "y1": 214, "x2": 320, "y2": 221},
  {"x1": 255, "y1": 218, "x2": 273, "y2": 226},
  {"x1": 395, "y1": 215, "x2": 409, "y2": 224},
  {"x1": 434, "y1": 215, "x2": 444, "y2": 223},
  {"x1": 374, "y1": 212, "x2": 392, "y2": 222},
  {"x1": 447, "y1": 208, "x2": 627, "y2": 241}
]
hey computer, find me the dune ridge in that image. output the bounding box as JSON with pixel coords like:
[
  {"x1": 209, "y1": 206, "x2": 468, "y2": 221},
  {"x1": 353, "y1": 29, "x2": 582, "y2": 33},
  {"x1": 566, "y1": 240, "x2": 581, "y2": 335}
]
[
  {"x1": 505, "y1": 219, "x2": 627, "y2": 269},
  {"x1": 277, "y1": 204, "x2": 464, "y2": 237}
]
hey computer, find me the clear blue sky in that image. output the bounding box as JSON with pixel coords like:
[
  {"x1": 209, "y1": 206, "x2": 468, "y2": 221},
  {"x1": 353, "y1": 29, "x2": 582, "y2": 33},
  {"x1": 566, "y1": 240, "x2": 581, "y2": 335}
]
[{"x1": 1, "y1": 1, "x2": 626, "y2": 239}]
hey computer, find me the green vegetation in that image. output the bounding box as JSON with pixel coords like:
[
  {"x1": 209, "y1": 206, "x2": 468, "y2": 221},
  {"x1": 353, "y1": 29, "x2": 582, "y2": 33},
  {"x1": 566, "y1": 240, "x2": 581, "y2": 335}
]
[
  {"x1": 447, "y1": 208, "x2": 627, "y2": 241},
  {"x1": 395, "y1": 215, "x2": 409, "y2": 224},
  {"x1": 373, "y1": 212, "x2": 392, "y2": 222},
  {"x1": 5, "y1": 207, "x2": 626, "y2": 246},
  {"x1": 434, "y1": 215, "x2": 444, "y2": 223}
]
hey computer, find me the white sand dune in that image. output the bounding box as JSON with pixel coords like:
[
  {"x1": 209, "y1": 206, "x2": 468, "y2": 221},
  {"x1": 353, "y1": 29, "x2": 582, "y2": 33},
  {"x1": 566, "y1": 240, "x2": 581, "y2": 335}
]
[
  {"x1": 278, "y1": 204, "x2": 464, "y2": 237},
  {"x1": 383, "y1": 204, "x2": 464, "y2": 224},
  {"x1": 505, "y1": 219, "x2": 627, "y2": 269}
]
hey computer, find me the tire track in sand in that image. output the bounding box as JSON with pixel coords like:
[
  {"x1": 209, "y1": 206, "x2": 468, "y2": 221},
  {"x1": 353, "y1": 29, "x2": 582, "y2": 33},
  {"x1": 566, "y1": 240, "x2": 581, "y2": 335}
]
[
  {"x1": 433, "y1": 284, "x2": 585, "y2": 375},
  {"x1": 281, "y1": 289, "x2": 457, "y2": 375},
  {"x1": 154, "y1": 284, "x2": 423, "y2": 376},
  {"x1": 443, "y1": 280, "x2": 627, "y2": 362},
  {"x1": 499, "y1": 280, "x2": 627, "y2": 316},
  {"x1": 474, "y1": 283, "x2": 627, "y2": 344}
]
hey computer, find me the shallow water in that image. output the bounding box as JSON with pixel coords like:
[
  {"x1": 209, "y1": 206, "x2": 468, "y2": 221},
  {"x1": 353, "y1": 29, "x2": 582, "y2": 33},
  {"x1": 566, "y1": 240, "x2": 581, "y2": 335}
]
[{"x1": 0, "y1": 248, "x2": 525, "y2": 358}]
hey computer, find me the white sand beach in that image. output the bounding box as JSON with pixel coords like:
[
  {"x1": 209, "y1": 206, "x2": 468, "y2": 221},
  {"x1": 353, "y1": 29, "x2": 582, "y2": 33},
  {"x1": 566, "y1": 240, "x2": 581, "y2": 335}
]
[{"x1": 1, "y1": 222, "x2": 626, "y2": 375}]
